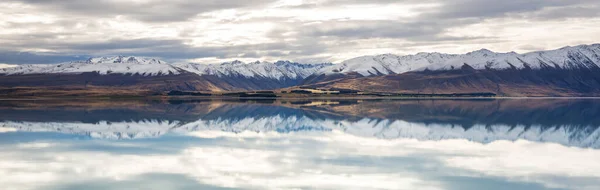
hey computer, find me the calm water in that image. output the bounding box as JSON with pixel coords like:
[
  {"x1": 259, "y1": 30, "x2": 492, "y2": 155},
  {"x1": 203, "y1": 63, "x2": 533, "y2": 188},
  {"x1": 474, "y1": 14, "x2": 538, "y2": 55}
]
[{"x1": 1, "y1": 98, "x2": 600, "y2": 190}]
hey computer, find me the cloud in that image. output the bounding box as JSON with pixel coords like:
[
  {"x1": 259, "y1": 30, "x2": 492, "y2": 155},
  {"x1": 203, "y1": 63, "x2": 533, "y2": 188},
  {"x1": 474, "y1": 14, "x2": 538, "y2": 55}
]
[
  {"x1": 0, "y1": 51, "x2": 88, "y2": 64},
  {"x1": 297, "y1": 20, "x2": 483, "y2": 41},
  {"x1": 527, "y1": 5, "x2": 600, "y2": 20},
  {"x1": 424, "y1": 0, "x2": 600, "y2": 19},
  {"x1": 1, "y1": 0, "x2": 600, "y2": 64},
  {"x1": 1, "y1": 131, "x2": 599, "y2": 190},
  {"x1": 9, "y1": 0, "x2": 277, "y2": 22},
  {"x1": 0, "y1": 38, "x2": 333, "y2": 64}
]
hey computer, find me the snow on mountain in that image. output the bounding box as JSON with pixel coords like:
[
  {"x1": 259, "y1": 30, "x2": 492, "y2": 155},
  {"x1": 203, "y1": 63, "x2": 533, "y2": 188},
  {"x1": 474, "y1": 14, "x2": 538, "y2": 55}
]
[
  {"x1": 2, "y1": 43, "x2": 600, "y2": 79},
  {"x1": 0, "y1": 64, "x2": 16, "y2": 69},
  {"x1": 0, "y1": 56, "x2": 332, "y2": 80},
  {"x1": 0, "y1": 64, "x2": 52, "y2": 74},
  {"x1": 3, "y1": 116, "x2": 600, "y2": 148},
  {"x1": 0, "y1": 120, "x2": 181, "y2": 139},
  {"x1": 0, "y1": 56, "x2": 181, "y2": 76},
  {"x1": 317, "y1": 44, "x2": 600, "y2": 76},
  {"x1": 174, "y1": 60, "x2": 331, "y2": 80}
]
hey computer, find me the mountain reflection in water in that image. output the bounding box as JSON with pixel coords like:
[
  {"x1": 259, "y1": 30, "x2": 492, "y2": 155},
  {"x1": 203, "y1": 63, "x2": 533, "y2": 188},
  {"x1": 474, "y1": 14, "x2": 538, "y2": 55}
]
[
  {"x1": 1, "y1": 99, "x2": 599, "y2": 148},
  {"x1": 0, "y1": 98, "x2": 600, "y2": 190}
]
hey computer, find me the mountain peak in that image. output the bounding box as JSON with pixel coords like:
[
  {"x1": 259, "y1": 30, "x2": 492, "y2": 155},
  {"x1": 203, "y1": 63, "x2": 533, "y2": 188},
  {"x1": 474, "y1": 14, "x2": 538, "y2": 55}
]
[
  {"x1": 571, "y1": 43, "x2": 600, "y2": 50},
  {"x1": 274, "y1": 60, "x2": 294, "y2": 66},
  {"x1": 82, "y1": 56, "x2": 165, "y2": 65},
  {"x1": 249, "y1": 60, "x2": 264, "y2": 64},
  {"x1": 468, "y1": 48, "x2": 495, "y2": 55},
  {"x1": 221, "y1": 60, "x2": 245, "y2": 65}
]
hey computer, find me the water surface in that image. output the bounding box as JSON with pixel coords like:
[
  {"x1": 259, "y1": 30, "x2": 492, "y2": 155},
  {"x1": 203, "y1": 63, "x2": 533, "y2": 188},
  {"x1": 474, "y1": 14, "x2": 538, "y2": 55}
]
[{"x1": 1, "y1": 98, "x2": 599, "y2": 190}]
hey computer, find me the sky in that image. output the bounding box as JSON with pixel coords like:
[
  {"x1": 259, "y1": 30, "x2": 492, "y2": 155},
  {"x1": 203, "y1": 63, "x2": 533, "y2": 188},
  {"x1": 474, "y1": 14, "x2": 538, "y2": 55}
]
[{"x1": 1, "y1": 0, "x2": 600, "y2": 65}]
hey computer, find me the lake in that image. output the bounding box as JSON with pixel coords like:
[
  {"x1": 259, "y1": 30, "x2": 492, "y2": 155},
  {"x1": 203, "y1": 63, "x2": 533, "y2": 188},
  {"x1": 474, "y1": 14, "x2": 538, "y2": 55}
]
[{"x1": 1, "y1": 98, "x2": 599, "y2": 190}]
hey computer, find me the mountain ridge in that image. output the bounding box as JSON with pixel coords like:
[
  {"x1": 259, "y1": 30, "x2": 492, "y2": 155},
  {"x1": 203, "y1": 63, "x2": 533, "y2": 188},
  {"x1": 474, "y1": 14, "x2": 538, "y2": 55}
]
[
  {"x1": 0, "y1": 57, "x2": 333, "y2": 91},
  {"x1": 3, "y1": 43, "x2": 600, "y2": 77},
  {"x1": 1, "y1": 43, "x2": 600, "y2": 95},
  {"x1": 312, "y1": 43, "x2": 600, "y2": 77},
  {"x1": 0, "y1": 56, "x2": 332, "y2": 79}
]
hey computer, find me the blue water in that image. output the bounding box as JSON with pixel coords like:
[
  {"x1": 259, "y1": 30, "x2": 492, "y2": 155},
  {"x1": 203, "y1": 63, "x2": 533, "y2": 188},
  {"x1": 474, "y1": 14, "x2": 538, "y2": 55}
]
[{"x1": 0, "y1": 98, "x2": 599, "y2": 190}]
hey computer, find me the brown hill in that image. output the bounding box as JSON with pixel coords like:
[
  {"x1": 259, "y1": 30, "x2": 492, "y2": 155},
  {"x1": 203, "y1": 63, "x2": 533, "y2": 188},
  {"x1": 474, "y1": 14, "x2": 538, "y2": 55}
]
[
  {"x1": 304, "y1": 65, "x2": 600, "y2": 97},
  {"x1": 0, "y1": 71, "x2": 242, "y2": 92}
]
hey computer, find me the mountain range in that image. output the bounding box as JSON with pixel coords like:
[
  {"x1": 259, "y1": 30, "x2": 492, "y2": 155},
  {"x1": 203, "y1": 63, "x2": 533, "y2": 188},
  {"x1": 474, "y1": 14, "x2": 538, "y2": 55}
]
[
  {"x1": 0, "y1": 57, "x2": 331, "y2": 92},
  {"x1": 1, "y1": 43, "x2": 600, "y2": 96}
]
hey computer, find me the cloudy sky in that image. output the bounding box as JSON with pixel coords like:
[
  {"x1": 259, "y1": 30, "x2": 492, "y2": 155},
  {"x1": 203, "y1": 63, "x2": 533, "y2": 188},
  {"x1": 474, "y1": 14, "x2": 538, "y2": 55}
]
[{"x1": 1, "y1": 0, "x2": 600, "y2": 65}]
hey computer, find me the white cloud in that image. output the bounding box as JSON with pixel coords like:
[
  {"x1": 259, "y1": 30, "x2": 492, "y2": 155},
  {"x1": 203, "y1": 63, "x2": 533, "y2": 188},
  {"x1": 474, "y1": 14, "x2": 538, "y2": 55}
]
[
  {"x1": 445, "y1": 17, "x2": 600, "y2": 53},
  {"x1": 1, "y1": 131, "x2": 599, "y2": 190},
  {"x1": 0, "y1": 0, "x2": 599, "y2": 64}
]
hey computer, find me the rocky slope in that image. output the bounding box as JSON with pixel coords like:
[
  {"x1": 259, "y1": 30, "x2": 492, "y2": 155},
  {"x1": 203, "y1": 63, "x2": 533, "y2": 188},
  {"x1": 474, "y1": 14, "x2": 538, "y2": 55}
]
[{"x1": 307, "y1": 65, "x2": 600, "y2": 96}]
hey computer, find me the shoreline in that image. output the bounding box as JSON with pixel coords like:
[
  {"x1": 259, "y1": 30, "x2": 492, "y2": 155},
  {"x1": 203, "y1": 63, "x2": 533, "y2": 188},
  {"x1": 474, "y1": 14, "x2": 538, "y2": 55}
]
[{"x1": 2, "y1": 95, "x2": 600, "y2": 101}]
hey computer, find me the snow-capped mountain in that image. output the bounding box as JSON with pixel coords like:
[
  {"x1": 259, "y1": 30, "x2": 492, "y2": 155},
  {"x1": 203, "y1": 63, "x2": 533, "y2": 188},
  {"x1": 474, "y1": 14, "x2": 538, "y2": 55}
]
[
  {"x1": 0, "y1": 56, "x2": 181, "y2": 76},
  {"x1": 172, "y1": 60, "x2": 332, "y2": 90},
  {"x1": 5, "y1": 44, "x2": 600, "y2": 79},
  {"x1": 0, "y1": 56, "x2": 331, "y2": 80},
  {"x1": 174, "y1": 60, "x2": 331, "y2": 80},
  {"x1": 316, "y1": 44, "x2": 600, "y2": 76},
  {"x1": 3, "y1": 44, "x2": 600, "y2": 78},
  {"x1": 2, "y1": 43, "x2": 600, "y2": 94},
  {"x1": 0, "y1": 56, "x2": 332, "y2": 90}
]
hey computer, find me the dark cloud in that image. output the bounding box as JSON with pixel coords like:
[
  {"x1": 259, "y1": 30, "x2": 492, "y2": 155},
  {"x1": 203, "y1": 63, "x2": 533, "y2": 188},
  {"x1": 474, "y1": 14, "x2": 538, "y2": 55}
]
[
  {"x1": 3, "y1": 0, "x2": 600, "y2": 64},
  {"x1": 313, "y1": 0, "x2": 600, "y2": 20},
  {"x1": 67, "y1": 39, "x2": 189, "y2": 51},
  {"x1": 527, "y1": 5, "x2": 600, "y2": 20},
  {"x1": 426, "y1": 0, "x2": 600, "y2": 19},
  {"x1": 299, "y1": 20, "x2": 480, "y2": 41},
  {"x1": 15, "y1": 0, "x2": 597, "y2": 23},
  {"x1": 0, "y1": 52, "x2": 89, "y2": 64},
  {"x1": 319, "y1": 0, "x2": 436, "y2": 5},
  {"x1": 10, "y1": 0, "x2": 276, "y2": 22},
  {"x1": 0, "y1": 38, "x2": 223, "y2": 64},
  {"x1": 0, "y1": 38, "x2": 332, "y2": 64}
]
